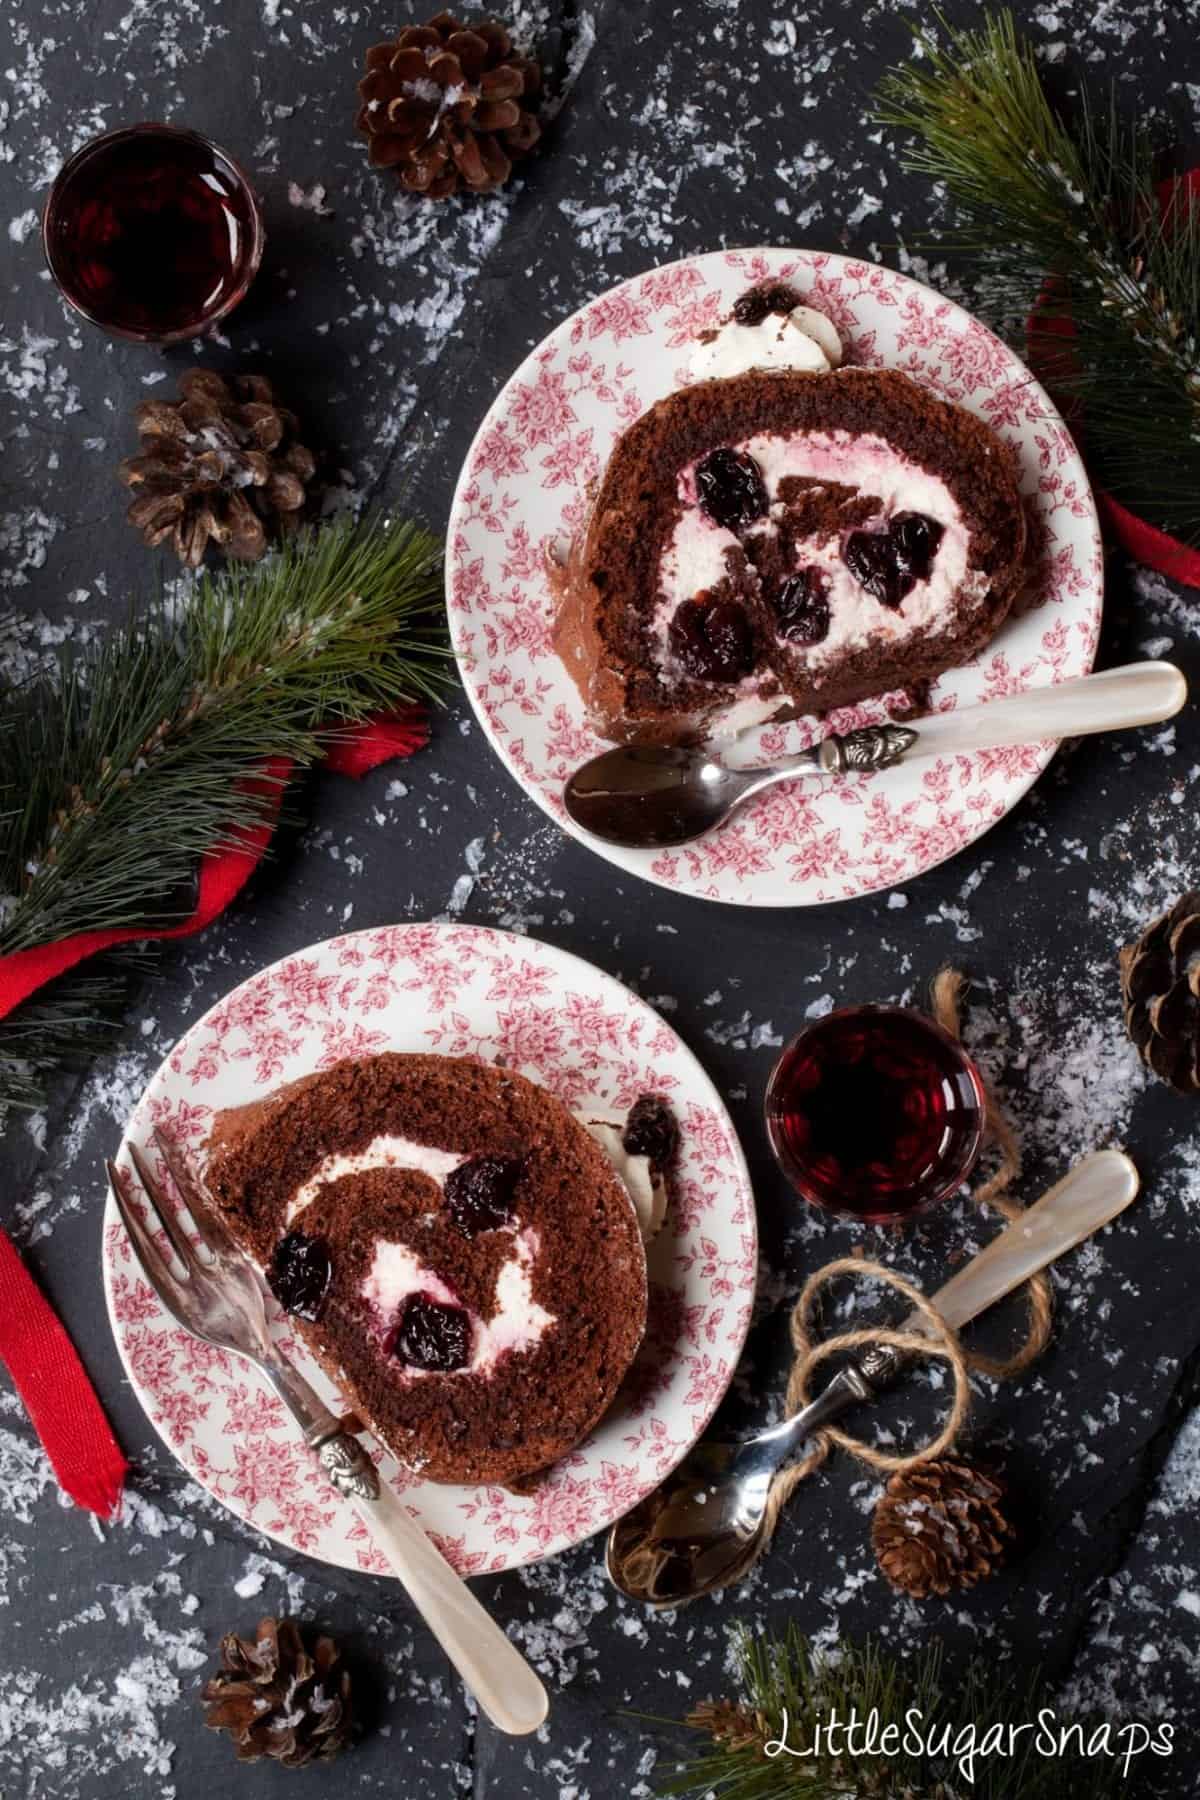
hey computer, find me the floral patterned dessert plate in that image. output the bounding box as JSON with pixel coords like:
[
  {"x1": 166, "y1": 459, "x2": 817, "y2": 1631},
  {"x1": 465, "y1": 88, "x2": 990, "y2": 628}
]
[
  {"x1": 446, "y1": 246, "x2": 1103, "y2": 906},
  {"x1": 102, "y1": 923, "x2": 757, "y2": 1577}
]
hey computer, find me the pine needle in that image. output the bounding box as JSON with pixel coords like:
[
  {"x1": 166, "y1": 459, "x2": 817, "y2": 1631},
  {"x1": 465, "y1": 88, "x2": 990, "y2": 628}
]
[
  {"x1": 0, "y1": 953, "x2": 148, "y2": 1112},
  {"x1": 874, "y1": 10, "x2": 1200, "y2": 545},
  {"x1": 0, "y1": 514, "x2": 452, "y2": 1115}
]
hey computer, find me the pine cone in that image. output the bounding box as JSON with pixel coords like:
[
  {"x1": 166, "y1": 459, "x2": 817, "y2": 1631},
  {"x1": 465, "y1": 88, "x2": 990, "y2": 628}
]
[
  {"x1": 357, "y1": 11, "x2": 541, "y2": 199},
  {"x1": 201, "y1": 1616, "x2": 352, "y2": 1767},
  {"x1": 871, "y1": 1459, "x2": 1013, "y2": 1599},
  {"x1": 1119, "y1": 891, "x2": 1200, "y2": 1091},
  {"x1": 118, "y1": 370, "x2": 317, "y2": 568},
  {"x1": 687, "y1": 1698, "x2": 769, "y2": 1753}
]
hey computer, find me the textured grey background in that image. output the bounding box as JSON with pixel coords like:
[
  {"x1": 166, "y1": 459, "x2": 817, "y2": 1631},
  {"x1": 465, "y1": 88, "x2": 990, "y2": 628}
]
[{"x1": 3, "y1": 1, "x2": 1200, "y2": 1794}]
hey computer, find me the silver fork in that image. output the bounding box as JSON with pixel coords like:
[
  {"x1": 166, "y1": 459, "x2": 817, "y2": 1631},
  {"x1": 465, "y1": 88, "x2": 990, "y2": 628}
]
[{"x1": 107, "y1": 1131, "x2": 548, "y2": 1736}]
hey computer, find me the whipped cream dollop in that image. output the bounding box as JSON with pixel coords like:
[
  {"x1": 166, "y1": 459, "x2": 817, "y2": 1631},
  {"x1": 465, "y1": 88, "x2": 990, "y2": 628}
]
[{"x1": 689, "y1": 303, "x2": 843, "y2": 382}]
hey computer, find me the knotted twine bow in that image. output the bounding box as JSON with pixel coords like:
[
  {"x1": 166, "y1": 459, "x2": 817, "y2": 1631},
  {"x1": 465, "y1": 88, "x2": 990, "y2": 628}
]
[{"x1": 755, "y1": 969, "x2": 1053, "y2": 1559}]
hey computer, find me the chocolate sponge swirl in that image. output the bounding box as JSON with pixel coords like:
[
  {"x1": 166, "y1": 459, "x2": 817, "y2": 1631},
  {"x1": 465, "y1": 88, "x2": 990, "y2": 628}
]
[
  {"x1": 204, "y1": 1054, "x2": 648, "y2": 1488},
  {"x1": 552, "y1": 367, "x2": 1028, "y2": 745}
]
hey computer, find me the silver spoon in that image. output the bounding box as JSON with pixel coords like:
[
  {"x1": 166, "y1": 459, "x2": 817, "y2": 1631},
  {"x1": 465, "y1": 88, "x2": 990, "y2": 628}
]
[
  {"x1": 564, "y1": 661, "x2": 1186, "y2": 849},
  {"x1": 606, "y1": 1149, "x2": 1139, "y2": 1607}
]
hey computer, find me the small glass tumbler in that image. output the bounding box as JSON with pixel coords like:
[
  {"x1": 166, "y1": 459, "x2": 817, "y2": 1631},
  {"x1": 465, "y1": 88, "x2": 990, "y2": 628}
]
[
  {"x1": 42, "y1": 123, "x2": 264, "y2": 344},
  {"x1": 764, "y1": 1004, "x2": 987, "y2": 1225}
]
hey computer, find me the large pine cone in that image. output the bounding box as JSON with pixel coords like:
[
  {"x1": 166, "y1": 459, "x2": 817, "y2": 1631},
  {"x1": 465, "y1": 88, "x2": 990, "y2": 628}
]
[
  {"x1": 357, "y1": 11, "x2": 541, "y2": 199},
  {"x1": 1119, "y1": 892, "x2": 1200, "y2": 1092},
  {"x1": 118, "y1": 370, "x2": 316, "y2": 568},
  {"x1": 871, "y1": 1459, "x2": 1013, "y2": 1600},
  {"x1": 202, "y1": 1616, "x2": 352, "y2": 1766}
]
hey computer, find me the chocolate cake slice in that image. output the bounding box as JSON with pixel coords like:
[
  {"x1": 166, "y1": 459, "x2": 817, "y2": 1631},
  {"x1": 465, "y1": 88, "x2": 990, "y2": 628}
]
[
  {"x1": 202, "y1": 1053, "x2": 649, "y2": 1487},
  {"x1": 552, "y1": 364, "x2": 1028, "y2": 744}
]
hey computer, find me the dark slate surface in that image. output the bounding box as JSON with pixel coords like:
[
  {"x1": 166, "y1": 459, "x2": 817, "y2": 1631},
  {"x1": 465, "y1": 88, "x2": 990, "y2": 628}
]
[{"x1": 2, "y1": 2, "x2": 1200, "y2": 1794}]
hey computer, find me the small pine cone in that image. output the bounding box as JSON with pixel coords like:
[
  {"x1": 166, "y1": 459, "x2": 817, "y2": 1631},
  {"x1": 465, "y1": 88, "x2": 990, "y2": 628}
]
[
  {"x1": 687, "y1": 1698, "x2": 769, "y2": 1753},
  {"x1": 118, "y1": 369, "x2": 317, "y2": 568},
  {"x1": 201, "y1": 1616, "x2": 352, "y2": 1767},
  {"x1": 356, "y1": 11, "x2": 541, "y2": 199},
  {"x1": 871, "y1": 1459, "x2": 1013, "y2": 1600},
  {"x1": 1119, "y1": 892, "x2": 1200, "y2": 1092}
]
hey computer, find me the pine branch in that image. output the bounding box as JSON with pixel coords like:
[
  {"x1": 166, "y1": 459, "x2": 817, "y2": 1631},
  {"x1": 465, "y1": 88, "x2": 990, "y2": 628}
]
[
  {"x1": 0, "y1": 953, "x2": 148, "y2": 1111},
  {"x1": 874, "y1": 10, "x2": 1200, "y2": 546},
  {"x1": 659, "y1": 1625, "x2": 1127, "y2": 1799},
  {"x1": 0, "y1": 514, "x2": 452, "y2": 1115}
]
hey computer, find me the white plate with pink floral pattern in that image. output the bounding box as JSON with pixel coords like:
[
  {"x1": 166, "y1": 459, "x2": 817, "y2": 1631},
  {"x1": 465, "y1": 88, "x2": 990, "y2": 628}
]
[
  {"x1": 102, "y1": 923, "x2": 756, "y2": 1577},
  {"x1": 447, "y1": 246, "x2": 1103, "y2": 906}
]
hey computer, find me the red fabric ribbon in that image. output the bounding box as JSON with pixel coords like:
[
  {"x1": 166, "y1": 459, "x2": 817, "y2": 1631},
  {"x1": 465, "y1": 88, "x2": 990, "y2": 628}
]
[
  {"x1": 0, "y1": 709, "x2": 427, "y2": 1517},
  {"x1": 0, "y1": 1233, "x2": 128, "y2": 1517},
  {"x1": 1099, "y1": 492, "x2": 1200, "y2": 588},
  {"x1": 0, "y1": 714, "x2": 426, "y2": 1026},
  {"x1": 1028, "y1": 168, "x2": 1200, "y2": 589},
  {"x1": 322, "y1": 712, "x2": 429, "y2": 779}
]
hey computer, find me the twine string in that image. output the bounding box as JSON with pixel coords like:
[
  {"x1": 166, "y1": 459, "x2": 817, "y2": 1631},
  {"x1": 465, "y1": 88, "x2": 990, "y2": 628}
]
[{"x1": 757, "y1": 969, "x2": 1053, "y2": 1549}]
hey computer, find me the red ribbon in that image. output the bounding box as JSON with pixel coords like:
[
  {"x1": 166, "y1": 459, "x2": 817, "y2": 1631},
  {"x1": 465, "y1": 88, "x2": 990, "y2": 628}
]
[
  {"x1": 1100, "y1": 491, "x2": 1200, "y2": 588},
  {"x1": 0, "y1": 715, "x2": 427, "y2": 1025},
  {"x1": 0, "y1": 709, "x2": 427, "y2": 1517},
  {"x1": 0, "y1": 1234, "x2": 129, "y2": 1517},
  {"x1": 1028, "y1": 168, "x2": 1200, "y2": 589},
  {"x1": 323, "y1": 713, "x2": 428, "y2": 779}
]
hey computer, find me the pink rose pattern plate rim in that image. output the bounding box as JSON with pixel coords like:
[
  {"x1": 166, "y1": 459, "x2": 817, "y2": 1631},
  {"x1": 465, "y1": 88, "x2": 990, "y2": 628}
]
[
  {"x1": 102, "y1": 924, "x2": 757, "y2": 1577},
  {"x1": 446, "y1": 247, "x2": 1103, "y2": 907}
]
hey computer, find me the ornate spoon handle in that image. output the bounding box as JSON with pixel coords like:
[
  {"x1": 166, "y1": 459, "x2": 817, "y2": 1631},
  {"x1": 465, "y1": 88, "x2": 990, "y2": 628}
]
[
  {"x1": 821, "y1": 659, "x2": 1186, "y2": 773},
  {"x1": 751, "y1": 1149, "x2": 1141, "y2": 1465}
]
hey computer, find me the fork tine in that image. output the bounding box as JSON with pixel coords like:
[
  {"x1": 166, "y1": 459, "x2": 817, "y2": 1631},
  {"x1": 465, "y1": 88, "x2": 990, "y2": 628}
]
[
  {"x1": 152, "y1": 1127, "x2": 227, "y2": 1257},
  {"x1": 127, "y1": 1141, "x2": 199, "y2": 1273},
  {"x1": 106, "y1": 1159, "x2": 194, "y2": 1327}
]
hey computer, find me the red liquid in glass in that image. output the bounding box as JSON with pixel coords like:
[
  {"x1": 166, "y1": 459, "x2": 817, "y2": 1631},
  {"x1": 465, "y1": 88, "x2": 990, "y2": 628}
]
[
  {"x1": 766, "y1": 1006, "x2": 985, "y2": 1222},
  {"x1": 45, "y1": 130, "x2": 259, "y2": 340}
]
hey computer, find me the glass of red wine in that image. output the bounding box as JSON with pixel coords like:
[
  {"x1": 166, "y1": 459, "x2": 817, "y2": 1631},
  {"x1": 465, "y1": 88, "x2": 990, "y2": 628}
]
[
  {"x1": 42, "y1": 123, "x2": 264, "y2": 344},
  {"x1": 765, "y1": 1004, "x2": 986, "y2": 1224}
]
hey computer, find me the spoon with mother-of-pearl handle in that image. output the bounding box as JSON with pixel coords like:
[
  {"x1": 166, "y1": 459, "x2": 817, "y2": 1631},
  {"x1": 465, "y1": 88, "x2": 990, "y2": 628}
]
[
  {"x1": 606, "y1": 1148, "x2": 1139, "y2": 1608},
  {"x1": 564, "y1": 661, "x2": 1187, "y2": 849}
]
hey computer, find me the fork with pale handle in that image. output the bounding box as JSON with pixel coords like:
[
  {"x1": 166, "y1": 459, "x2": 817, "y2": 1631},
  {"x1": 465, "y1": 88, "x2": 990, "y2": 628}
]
[{"x1": 107, "y1": 1131, "x2": 549, "y2": 1736}]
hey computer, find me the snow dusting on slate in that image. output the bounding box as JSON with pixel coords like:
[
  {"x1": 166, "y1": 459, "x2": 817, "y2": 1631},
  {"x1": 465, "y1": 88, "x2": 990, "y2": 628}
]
[{"x1": 2, "y1": 1, "x2": 1200, "y2": 1796}]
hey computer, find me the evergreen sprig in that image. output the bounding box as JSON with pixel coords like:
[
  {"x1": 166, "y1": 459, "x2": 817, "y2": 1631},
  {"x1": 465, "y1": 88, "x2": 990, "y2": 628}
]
[
  {"x1": 0, "y1": 953, "x2": 150, "y2": 1111},
  {"x1": 661, "y1": 1625, "x2": 1129, "y2": 1800},
  {"x1": 874, "y1": 10, "x2": 1200, "y2": 545},
  {"x1": 0, "y1": 515, "x2": 452, "y2": 1114}
]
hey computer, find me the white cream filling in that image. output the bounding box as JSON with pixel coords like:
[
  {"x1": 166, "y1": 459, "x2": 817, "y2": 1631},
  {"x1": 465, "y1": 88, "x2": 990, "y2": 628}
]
[
  {"x1": 578, "y1": 1117, "x2": 669, "y2": 1241},
  {"x1": 705, "y1": 691, "x2": 793, "y2": 741},
  {"x1": 658, "y1": 504, "x2": 741, "y2": 602},
  {"x1": 285, "y1": 1116, "x2": 664, "y2": 1243},
  {"x1": 281, "y1": 1107, "x2": 668, "y2": 1380},
  {"x1": 360, "y1": 1228, "x2": 555, "y2": 1378},
  {"x1": 654, "y1": 430, "x2": 972, "y2": 687},
  {"x1": 273, "y1": 1104, "x2": 674, "y2": 1389},
  {"x1": 650, "y1": 505, "x2": 781, "y2": 722},
  {"x1": 749, "y1": 430, "x2": 971, "y2": 671},
  {"x1": 689, "y1": 304, "x2": 844, "y2": 382},
  {"x1": 286, "y1": 1135, "x2": 468, "y2": 1223}
]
